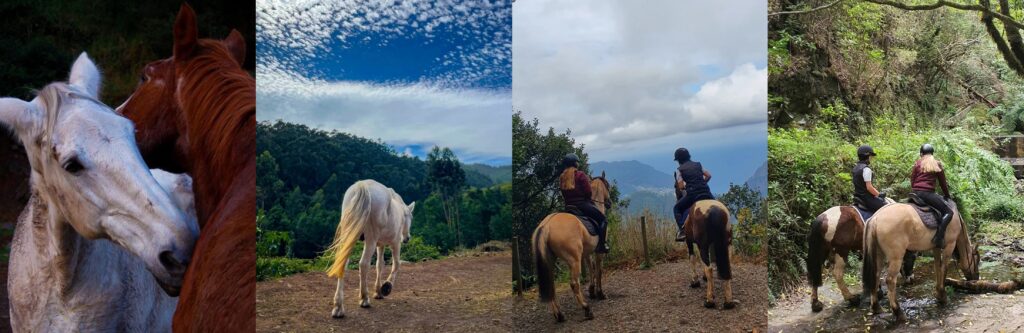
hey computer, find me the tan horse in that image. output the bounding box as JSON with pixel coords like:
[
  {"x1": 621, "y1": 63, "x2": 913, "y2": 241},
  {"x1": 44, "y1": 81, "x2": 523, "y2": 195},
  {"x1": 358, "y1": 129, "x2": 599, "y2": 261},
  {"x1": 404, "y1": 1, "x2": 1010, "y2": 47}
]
[
  {"x1": 532, "y1": 174, "x2": 611, "y2": 322},
  {"x1": 862, "y1": 203, "x2": 980, "y2": 320}
]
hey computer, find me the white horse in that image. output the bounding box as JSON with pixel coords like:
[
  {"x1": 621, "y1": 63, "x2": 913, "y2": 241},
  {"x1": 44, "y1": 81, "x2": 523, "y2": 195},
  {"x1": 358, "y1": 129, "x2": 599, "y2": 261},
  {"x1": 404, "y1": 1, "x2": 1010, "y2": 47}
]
[
  {"x1": 2, "y1": 53, "x2": 198, "y2": 332},
  {"x1": 326, "y1": 179, "x2": 415, "y2": 318}
]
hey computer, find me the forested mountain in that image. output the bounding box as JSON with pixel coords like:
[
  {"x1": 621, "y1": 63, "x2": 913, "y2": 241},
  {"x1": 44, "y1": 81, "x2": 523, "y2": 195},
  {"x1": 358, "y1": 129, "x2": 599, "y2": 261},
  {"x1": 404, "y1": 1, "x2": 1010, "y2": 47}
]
[
  {"x1": 589, "y1": 160, "x2": 673, "y2": 195},
  {"x1": 257, "y1": 121, "x2": 510, "y2": 260},
  {"x1": 464, "y1": 164, "x2": 513, "y2": 184}
]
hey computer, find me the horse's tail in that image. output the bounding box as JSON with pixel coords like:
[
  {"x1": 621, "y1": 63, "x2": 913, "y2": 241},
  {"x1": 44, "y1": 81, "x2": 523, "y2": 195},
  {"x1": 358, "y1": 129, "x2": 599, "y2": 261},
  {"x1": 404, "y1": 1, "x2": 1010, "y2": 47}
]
[
  {"x1": 326, "y1": 182, "x2": 373, "y2": 278},
  {"x1": 807, "y1": 214, "x2": 828, "y2": 288},
  {"x1": 862, "y1": 221, "x2": 879, "y2": 296},
  {"x1": 707, "y1": 205, "x2": 731, "y2": 280},
  {"x1": 532, "y1": 220, "x2": 556, "y2": 302}
]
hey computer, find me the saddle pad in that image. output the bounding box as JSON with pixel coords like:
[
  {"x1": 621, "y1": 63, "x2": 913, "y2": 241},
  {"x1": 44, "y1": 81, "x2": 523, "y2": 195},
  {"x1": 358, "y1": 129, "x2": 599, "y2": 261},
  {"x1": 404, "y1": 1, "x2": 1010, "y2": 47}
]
[
  {"x1": 911, "y1": 199, "x2": 957, "y2": 229},
  {"x1": 578, "y1": 216, "x2": 600, "y2": 236},
  {"x1": 853, "y1": 206, "x2": 873, "y2": 223}
]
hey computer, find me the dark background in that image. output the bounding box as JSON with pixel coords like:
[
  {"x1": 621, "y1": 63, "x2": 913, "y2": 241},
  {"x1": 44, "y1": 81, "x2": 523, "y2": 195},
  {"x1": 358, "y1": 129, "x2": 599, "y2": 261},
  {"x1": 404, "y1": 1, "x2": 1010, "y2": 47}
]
[{"x1": 0, "y1": 1, "x2": 254, "y2": 330}]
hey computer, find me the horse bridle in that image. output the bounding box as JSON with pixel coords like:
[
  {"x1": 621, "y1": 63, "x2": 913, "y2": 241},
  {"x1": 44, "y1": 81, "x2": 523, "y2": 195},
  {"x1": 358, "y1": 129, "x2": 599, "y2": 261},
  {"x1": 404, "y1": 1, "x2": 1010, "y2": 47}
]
[{"x1": 591, "y1": 176, "x2": 612, "y2": 210}]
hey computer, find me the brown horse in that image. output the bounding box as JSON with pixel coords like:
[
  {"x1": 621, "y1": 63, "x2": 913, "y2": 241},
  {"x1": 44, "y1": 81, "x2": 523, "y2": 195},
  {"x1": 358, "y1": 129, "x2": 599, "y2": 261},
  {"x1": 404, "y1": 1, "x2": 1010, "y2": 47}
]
[
  {"x1": 862, "y1": 203, "x2": 980, "y2": 320},
  {"x1": 115, "y1": 4, "x2": 255, "y2": 331},
  {"x1": 674, "y1": 176, "x2": 734, "y2": 309},
  {"x1": 805, "y1": 198, "x2": 894, "y2": 312},
  {"x1": 532, "y1": 173, "x2": 610, "y2": 322}
]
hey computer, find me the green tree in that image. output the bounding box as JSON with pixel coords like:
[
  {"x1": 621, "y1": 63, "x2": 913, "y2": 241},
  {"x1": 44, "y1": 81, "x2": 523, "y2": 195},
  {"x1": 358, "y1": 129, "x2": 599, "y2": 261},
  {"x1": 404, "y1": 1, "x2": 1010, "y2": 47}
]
[{"x1": 426, "y1": 146, "x2": 467, "y2": 246}]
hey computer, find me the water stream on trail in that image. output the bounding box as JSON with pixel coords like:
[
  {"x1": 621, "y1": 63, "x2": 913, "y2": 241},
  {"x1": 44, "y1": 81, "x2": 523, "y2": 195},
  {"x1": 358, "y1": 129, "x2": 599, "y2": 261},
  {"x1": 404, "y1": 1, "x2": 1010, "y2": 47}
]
[{"x1": 770, "y1": 248, "x2": 1024, "y2": 332}]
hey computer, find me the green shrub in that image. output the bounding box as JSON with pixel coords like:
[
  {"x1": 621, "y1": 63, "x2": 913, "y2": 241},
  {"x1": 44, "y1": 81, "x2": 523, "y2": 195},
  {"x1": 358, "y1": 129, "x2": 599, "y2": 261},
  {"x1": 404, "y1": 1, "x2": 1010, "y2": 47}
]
[{"x1": 257, "y1": 257, "x2": 314, "y2": 281}]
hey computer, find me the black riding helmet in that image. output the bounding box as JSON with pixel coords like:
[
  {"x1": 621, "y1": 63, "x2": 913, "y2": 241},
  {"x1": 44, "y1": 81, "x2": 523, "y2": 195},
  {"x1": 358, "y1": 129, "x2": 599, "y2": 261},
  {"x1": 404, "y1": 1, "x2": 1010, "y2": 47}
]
[
  {"x1": 857, "y1": 145, "x2": 876, "y2": 161},
  {"x1": 562, "y1": 153, "x2": 580, "y2": 168},
  {"x1": 920, "y1": 143, "x2": 935, "y2": 155},
  {"x1": 674, "y1": 147, "x2": 691, "y2": 162}
]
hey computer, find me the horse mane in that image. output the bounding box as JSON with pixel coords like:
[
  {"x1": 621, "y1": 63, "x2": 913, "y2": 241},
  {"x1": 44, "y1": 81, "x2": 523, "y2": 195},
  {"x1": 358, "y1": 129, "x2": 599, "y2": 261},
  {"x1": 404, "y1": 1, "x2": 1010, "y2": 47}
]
[
  {"x1": 177, "y1": 39, "x2": 255, "y2": 161},
  {"x1": 37, "y1": 83, "x2": 106, "y2": 144},
  {"x1": 591, "y1": 175, "x2": 609, "y2": 190}
]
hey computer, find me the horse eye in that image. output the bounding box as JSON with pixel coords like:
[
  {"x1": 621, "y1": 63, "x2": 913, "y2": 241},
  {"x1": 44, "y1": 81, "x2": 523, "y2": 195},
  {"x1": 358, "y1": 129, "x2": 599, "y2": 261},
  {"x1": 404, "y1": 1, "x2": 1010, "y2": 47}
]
[
  {"x1": 63, "y1": 158, "x2": 84, "y2": 174},
  {"x1": 139, "y1": 74, "x2": 148, "y2": 84}
]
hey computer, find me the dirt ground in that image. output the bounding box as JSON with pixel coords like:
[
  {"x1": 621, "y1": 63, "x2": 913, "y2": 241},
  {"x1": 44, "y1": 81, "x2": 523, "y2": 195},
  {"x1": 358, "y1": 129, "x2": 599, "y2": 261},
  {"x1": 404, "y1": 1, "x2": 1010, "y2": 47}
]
[
  {"x1": 256, "y1": 253, "x2": 512, "y2": 333},
  {"x1": 513, "y1": 260, "x2": 769, "y2": 332}
]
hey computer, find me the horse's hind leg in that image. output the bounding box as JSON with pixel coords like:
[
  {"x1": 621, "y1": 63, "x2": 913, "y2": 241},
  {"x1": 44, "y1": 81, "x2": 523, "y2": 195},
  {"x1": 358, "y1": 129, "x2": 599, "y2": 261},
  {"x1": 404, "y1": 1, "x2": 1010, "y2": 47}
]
[
  {"x1": 331, "y1": 266, "x2": 347, "y2": 318},
  {"x1": 358, "y1": 239, "x2": 377, "y2": 308},
  {"x1": 933, "y1": 248, "x2": 947, "y2": 304},
  {"x1": 688, "y1": 243, "x2": 701, "y2": 288},
  {"x1": 885, "y1": 257, "x2": 905, "y2": 321},
  {"x1": 373, "y1": 245, "x2": 385, "y2": 299},
  {"x1": 568, "y1": 257, "x2": 593, "y2": 320},
  {"x1": 595, "y1": 253, "x2": 606, "y2": 299},
  {"x1": 703, "y1": 264, "x2": 715, "y2": 308}
]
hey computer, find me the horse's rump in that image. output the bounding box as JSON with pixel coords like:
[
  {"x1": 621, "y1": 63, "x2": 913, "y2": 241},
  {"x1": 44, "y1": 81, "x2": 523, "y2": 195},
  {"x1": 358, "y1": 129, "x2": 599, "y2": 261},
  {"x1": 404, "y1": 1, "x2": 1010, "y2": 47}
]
[{"x1": 685, "y1": 200, "x2": 732, "y2": 279}]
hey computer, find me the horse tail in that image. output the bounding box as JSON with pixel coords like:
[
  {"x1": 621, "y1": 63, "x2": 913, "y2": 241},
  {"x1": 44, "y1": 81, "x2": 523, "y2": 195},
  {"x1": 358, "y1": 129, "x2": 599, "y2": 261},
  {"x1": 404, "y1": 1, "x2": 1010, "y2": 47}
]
[
  {"x1": 707, "y1": 205, "x2": 731, "y2": 280},
  {"x1": 326, "y1": 182, "x2": 373, "y2": 278},
  {"x1": 862, "y1": 221, "x2": 879, "y2": 296},
  {"x1": 533, "y1": 220, "x2": 556, "y2": 302},
  {"x1": 807, "y1": 214, "x2": 827, "y2": 288}
]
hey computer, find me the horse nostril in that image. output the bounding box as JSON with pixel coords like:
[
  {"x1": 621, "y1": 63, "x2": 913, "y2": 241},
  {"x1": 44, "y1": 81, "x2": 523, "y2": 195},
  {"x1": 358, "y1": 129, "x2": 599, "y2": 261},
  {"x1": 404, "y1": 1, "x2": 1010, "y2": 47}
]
[{"x1": 159, "y1": 250, "x2": 189, "y2": 275}]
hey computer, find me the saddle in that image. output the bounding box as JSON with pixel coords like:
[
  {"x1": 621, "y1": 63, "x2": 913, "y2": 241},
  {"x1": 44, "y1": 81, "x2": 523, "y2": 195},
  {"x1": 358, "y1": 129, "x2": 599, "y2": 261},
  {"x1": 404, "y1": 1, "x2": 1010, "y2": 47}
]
[
  {"x1": 851, "y1": 197, "x2": 874, "y2": 222},
  {"x1": 564, "y1": 205, "x2": 600, "y2": 236},
  {"x1": 905, "y1": 193, "x2": 955, "y2": 230}
]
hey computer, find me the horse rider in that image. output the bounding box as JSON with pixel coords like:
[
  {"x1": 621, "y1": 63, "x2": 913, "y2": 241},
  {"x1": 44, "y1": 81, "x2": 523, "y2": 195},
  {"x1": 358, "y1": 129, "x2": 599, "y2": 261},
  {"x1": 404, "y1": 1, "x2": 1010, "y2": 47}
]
[
  {"x1": 911, "y1": 143, "x2": 954, "y2": 247},
  {"x1": 673, "y1": 147, "x2": 713, "y2": 242},
  {"x1": 559, "y1": 153, "x2": 610, "y2": 253},
  {"x1": 852, "y1": 145, "x2": 887, "y2": 212}
]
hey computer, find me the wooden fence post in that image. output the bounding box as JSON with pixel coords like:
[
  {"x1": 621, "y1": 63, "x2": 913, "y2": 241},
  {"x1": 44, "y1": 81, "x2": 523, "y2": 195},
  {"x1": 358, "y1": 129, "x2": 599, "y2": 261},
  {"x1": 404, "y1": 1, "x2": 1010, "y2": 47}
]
[
  {"x1": 512, "y1": 236, "x2": 523, "y2": 296},
  {"x1": 641, "y1": 215, "x2": 651, "y2": 269}
]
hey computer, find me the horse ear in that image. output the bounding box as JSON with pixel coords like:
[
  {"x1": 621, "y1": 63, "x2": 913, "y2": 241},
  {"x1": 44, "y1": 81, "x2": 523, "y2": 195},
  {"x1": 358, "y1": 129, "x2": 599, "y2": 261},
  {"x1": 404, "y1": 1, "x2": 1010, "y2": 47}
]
[
  {"x1": 408, "y1": 201, "x2": 416, "y2": 213},
  {"x1": 0, "y1": 98, "x2": 39, "y2": 140},
  {"x1": 224, "y1": 29, "x2": 246, "y2": 66},
  {"x1": 601, "y1": 170, "x2": 606, "y2": 178},
  {"x1": 69, "y1": 53, "x2": 101, "y2": 98},
  {"x1": 173, "y1": 3, "x2": 199, "y2": 61}
]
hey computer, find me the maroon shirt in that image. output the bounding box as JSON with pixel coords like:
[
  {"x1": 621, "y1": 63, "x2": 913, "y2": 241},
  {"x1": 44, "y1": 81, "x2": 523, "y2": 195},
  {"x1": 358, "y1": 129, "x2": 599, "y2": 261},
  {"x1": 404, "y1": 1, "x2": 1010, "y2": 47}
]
[
  {"x1": 561, "y1": 170, "x2": 592, "y2": 206},
  {"x1": 910, "y1": 159, "x2": 950, "y2": 196}
]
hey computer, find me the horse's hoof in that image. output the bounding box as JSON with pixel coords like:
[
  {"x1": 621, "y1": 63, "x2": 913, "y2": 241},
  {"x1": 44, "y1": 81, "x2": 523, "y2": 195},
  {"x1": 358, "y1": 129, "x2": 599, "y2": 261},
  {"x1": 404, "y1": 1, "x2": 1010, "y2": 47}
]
[
  {"x1": 360, "y1": 300, "x2": 371, "y2": 308},
  {"x1": 811, "y1": 300, "x2": 824, "y2": 312},
  {"x1": 331, "y1": 307, "x2": 345, "y2": 319},
  {"x1": 704, "y1": 300, "x2": 716, "y2": 308},
  {"x1": 893, "y1": 308, "x2": 906, "y2": 321},
  {"x1": 690, "y1": 280, "x2": 701, "y2": 288},
  {"x1": 380, "y1": 281, "x2": 393, "y2": 296},
  {"x1": 596, "y1": 291, "x2": 607, "y2": 300},
  {"x1": 555, "y1": 312, "x2": 566, "y2": 323},
  {"x1": 702, "y1": 276, "x2": 708, "y2": 282},
  {"x1": 584, "y1": 307, "x2": 594, "y2": 320},
  {"x1": 374, "y1": 294, "x2": 384, "y2": 300},
  {"x1": 724, "y1": 301, "x2": 737, "y2": 309},
  {"x1": 846, "y1": 295, "x2": 862, "y2": 306}
]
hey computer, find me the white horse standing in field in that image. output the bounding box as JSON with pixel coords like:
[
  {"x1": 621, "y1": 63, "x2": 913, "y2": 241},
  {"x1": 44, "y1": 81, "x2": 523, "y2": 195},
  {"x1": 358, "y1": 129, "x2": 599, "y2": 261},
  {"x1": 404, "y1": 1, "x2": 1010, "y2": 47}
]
[
  {"x1": 1, "y1": 53, "x2": 198, "y2": 332},
  {"x1": 326, "y1": 179, "x2": 415, "y2": 318}
]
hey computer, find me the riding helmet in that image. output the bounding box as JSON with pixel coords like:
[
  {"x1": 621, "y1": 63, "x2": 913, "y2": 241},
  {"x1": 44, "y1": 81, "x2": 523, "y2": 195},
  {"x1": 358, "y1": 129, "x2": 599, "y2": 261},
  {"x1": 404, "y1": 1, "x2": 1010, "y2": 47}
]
[
  {"x1": 857, "y1": 145, "x2": 876, "y2": 160},
  {"x1": 920, "y1": 143, "x2": 935, "y2": 155},
  {"x1": 562, "y1": 153, "x2": 580, "y2": 168},
  {"x1": 674, "y1": 147, "x2": 691, "y2": 162}
]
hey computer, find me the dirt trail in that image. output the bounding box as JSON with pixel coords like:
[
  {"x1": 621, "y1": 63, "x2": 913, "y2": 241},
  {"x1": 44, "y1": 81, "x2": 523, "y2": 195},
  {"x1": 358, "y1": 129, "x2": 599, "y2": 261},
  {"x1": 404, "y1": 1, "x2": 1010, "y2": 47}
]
[
  {"x1": 513, "y1": 260, "x2": 768, "y2": 332},
  {"x1": 257, "y1": 253, "x2": 512, "y2": 332}
]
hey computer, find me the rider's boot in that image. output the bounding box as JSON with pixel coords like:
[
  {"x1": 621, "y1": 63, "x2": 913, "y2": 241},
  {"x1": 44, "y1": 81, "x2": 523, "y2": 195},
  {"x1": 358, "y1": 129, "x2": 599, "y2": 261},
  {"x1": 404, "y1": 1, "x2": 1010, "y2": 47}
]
[
  {"x1": 675, "y1": 224, "x2": 686, "y2": 242},
  {"x1": 931, "y1": 213, "x2": 952, "y2": 247},
  {"x1": 597, "y1": 229, "x2": 610, "y2": 254}
]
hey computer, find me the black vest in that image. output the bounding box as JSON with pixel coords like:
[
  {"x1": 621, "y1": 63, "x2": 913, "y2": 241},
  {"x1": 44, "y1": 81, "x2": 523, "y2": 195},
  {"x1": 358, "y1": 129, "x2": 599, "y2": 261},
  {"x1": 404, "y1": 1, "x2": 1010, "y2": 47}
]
[
  {"x1": 677, "y1": 161, "x2": 711, "y2": 196},
  {"x1": 851, "y1": 161, "x2": 870, "y2": 198}
]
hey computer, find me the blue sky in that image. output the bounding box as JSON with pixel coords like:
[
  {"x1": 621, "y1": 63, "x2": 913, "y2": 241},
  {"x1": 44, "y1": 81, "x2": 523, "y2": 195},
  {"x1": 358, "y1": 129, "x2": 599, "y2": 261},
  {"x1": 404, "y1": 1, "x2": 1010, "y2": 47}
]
[
  {"x1": 514, "y1": 0, "x2": 768, "y2": 193},
  {"x1": 256, "y1": 0, "x2": 512, "y2": 165}
]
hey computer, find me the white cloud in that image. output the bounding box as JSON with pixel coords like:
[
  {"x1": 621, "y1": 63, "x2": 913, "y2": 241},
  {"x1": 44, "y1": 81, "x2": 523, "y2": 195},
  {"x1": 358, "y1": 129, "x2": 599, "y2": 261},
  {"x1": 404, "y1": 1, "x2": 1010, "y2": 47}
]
[
  {"x1": 513, "y1": 0, "x2": 767, "y2": 155},
  {"x1": 257, "y1": 69, "x2": 511, "y2": 163}
]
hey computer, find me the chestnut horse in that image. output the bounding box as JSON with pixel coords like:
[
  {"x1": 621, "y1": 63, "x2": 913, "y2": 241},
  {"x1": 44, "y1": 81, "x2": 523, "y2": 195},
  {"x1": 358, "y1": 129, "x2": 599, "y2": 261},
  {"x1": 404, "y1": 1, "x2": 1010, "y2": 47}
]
[
  {"x1": 532, "y1": 174, "x2": 610, "y2": 322},
  {"x1": 115, "y1": 4, "x2": 255, "y2": 331},
  {"x1": 862, "y1": 203, "x2": 980, "y2": 321},
  {"x1": 674, "y1": 176, "x2": 734, "y2": 309}
]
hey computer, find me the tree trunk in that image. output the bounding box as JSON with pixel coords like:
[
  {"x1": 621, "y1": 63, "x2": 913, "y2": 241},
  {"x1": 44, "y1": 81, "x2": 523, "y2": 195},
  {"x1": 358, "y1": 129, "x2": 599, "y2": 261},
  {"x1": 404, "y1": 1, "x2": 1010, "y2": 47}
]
[{"x1": 945, "y1": 278, "x2": 1024, "y2": 294}]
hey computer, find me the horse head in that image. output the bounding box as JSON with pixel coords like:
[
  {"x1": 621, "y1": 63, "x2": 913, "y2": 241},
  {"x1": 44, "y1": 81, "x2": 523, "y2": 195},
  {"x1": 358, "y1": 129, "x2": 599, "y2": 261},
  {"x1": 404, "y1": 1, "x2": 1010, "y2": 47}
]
[
  {"x1": 403, "y1": 201, "x2": 416, "y2": 244},
  {"x1": 115, "y1": 3, "x2": 247, "y2": 173},
  {"x1": 590, "y1": 171, "x2": 611, "y2": 214},
  {"x1": 0, "y1": 53, "x2": 197, "y2": 296},
  {"x1": 955, "y1": 216, "x2": 981, "y2": 281}
]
